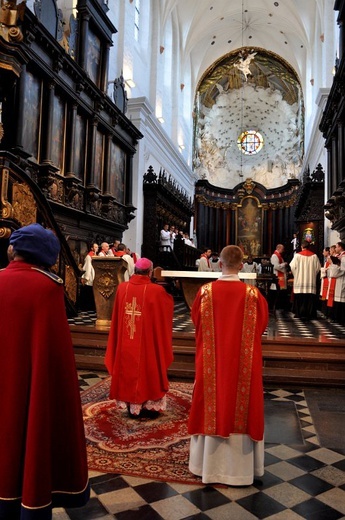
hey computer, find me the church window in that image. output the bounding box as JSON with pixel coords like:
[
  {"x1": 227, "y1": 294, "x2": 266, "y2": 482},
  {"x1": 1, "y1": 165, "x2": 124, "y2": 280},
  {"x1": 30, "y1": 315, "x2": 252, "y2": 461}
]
[{"x1": 237, "y1": 130, "x2": 264, "y2": 155}]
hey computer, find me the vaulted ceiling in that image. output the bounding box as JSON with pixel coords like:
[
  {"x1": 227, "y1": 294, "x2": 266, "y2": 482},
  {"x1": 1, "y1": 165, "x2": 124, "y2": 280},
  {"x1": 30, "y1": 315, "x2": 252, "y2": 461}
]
[
  {"x1": 160, "y1": 1, "x2": 328, "y2": 189},
  {"x1": 161, "y1": 0, "x2": 323, "y2": 88}
]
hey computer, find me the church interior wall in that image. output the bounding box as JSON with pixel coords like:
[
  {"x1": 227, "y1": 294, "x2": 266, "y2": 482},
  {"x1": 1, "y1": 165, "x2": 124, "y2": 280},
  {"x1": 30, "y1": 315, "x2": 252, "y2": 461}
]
[
  {"x1": 1, "y1": 0, "x2": 344, "y2": 266},
  {"x1": 124, "y1": 96, "x2": 195, "y2": 254}
]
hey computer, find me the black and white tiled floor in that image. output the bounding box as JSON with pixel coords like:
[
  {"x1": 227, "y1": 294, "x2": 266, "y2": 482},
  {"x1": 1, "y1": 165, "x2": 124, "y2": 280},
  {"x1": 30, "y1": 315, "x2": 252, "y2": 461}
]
[
  {"x1": 51, "y1": 371, "x2": 345, "y2": 520},
  {"x1": 60, "y1": 301, "x2": 345, "y2": 519},
  {"x1": 69, "y1": 301, "x2": 345, "y2": 340}
]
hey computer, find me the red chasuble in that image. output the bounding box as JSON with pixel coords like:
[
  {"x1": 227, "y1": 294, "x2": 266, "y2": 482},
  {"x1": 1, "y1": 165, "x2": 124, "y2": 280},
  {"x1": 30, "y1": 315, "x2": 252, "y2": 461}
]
[
  {"x1": 0, "y1": 261, "x2": 89, "y2": 520},
  {"x1": 105, "y1": 275, "x2": 174, "y2": 403},
  {"x1": 188, "y1": 279, "x2": 268, "y2": 441}
]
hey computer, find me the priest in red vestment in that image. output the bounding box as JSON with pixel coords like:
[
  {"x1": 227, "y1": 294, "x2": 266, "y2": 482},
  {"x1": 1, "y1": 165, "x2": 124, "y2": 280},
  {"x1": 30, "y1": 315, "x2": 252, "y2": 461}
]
[
  {"x1": 105, "y1": 257, "x2": 174, "y2": 417},
  {"x1": 0, "y1": 224, "x2": 89, "y2": 520},
  {"x1": 188, "y1": 245, "x2": 269, "y2": 486}
]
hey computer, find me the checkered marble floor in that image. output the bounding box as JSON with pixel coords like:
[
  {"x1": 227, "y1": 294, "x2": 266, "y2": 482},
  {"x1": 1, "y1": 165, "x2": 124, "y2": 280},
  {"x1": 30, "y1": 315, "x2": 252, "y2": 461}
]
[
  {"x1": 68, "y1": 301, "x2": 345, "y2": 340},
  {"x1": 51, "y1": 372, "x2": 345, "y2": 520}
]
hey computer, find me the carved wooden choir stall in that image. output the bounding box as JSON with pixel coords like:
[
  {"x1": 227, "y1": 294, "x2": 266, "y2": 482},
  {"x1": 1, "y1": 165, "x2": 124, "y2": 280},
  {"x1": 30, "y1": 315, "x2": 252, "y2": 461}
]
[{"x1": 0, "y1": 0, "x2": 142, "y2": 313}]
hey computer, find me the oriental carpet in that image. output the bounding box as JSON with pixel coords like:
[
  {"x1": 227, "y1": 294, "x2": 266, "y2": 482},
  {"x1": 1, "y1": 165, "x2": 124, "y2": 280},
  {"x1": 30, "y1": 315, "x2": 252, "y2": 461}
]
[{"x1": 81, "y1": 378, "x2": 202, "y2": 484}]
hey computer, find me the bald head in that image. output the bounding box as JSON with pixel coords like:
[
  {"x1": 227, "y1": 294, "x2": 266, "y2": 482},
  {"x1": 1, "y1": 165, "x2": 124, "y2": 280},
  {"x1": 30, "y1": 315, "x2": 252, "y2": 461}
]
[{"x1": 219, "y1": 245, "x2": 243, "y2": 273}]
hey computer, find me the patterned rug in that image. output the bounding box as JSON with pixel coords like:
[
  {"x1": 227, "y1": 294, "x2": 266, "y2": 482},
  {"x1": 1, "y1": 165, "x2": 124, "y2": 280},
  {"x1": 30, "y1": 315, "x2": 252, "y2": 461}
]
[{"x1": 81, "y1": 378, "x2": 202, "y2": 484}]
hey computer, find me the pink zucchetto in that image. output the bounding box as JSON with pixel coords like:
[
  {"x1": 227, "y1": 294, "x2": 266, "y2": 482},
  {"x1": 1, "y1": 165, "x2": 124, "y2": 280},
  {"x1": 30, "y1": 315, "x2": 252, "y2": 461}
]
[{"x1": 135, "y1": 257, "x2": 152, "y2": 271}]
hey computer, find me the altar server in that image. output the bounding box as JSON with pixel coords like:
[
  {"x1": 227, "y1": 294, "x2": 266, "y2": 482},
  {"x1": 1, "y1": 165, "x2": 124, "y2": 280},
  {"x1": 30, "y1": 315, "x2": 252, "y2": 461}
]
[
  {"x1": 105, "y1": 257, "x2": 174, "y2": 417},
  {"x1": 290, "y1": 240, "x2": 321, "y2": 321},
  {"x1": 0, "y1": 223, "x2": 89, "y2": 520},
  {"x1": 188, "y1": 245, "x2": 268, "y2": 486},
  {"x1": 327, "y1": 241, "x2": 345, "y2": 324}
]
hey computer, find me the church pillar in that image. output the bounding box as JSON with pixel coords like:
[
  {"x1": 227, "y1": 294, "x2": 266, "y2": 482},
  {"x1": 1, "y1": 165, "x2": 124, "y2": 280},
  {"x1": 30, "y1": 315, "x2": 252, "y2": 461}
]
[
  {"x1": 267, "y1": 208, "x2": 274, "y2": 254},
  {"x1": 78, "y1": 12, "x2": 90, "y2": 70},
  {"x1": 262, "y1": 209, "x2": 270, "y2": 255},
  {"x1": 331, "y1": 135, "x2": 338, "y2": 194},
  {"x1": 126, "y1": 152, "x2": 134, "y2": 206},
  {"x1": 66, "y1": 103, "x2": 77, "y2": 176},
  {"x1": 15, "y1": 64, "x2": 26, "y2": 151},
  {"x1": 327, "y1": 145, "x2": 332, "y2": 200},
  {"x1": 103, "y1": 133, "x2": 112, "y2": 195},
  {"x1": 101, "y1": 43, "x2": 110, "y2": 93},
  {"x1": 219, "y1": 208, "x2": 226, "y2": 251},
  {"x1": 337, "y1": 120, "x2": 344, "y2": 188},
  {"x1": 87, "y1": 118, "x2": 98, "y2": 188},
  {"x1": 281, "y1": 206, "x2": 288, "y2": 243},
  {"x1": 226, "y1": 208, "x2": 231, "y2": 245},
  {"x1": 208, "y1": 207, "x2": 215, "y2": 250},
  {"x1": 41, "y1": 82, "x2": 55, "y2": 164}
]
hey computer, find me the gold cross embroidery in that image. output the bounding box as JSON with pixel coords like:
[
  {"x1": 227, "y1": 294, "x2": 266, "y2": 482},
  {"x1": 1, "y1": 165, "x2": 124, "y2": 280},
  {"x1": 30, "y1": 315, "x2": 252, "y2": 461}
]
[{"x1": 125, "y1": 297, "x2": 142, "y2": 339}]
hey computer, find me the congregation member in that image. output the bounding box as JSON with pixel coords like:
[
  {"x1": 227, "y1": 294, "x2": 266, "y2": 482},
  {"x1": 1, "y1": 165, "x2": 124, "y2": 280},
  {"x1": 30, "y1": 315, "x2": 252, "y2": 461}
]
[
  {"x1": 270, "y1": 243, "x2": 289, "y2": 310},
  {"x1": 80, "y1": 242, "x2": 98, "y2": 311},
  {"x1": 0, "y1": 224, "x2": 89, "y2": 520},
  {"x1": 113, "y1": 243, "x2": 135, "y2": 281},
  {"x1": 129, "y1": 248, "x2": 140, "y2": 264},
  {"x1": 170, "y1": 225, "x2": 176, "y2": 249},
  {"x1": 320, "y1": 246, "x2": 331, "y2": 316},
  {"x1": 327, "y1": 241, "x2": 345, "y2": 324},
  {"x1": 210, "y1": 251, "x2": 221, "y2": 272},
  {"x1": 290, "y1": 240, "x2": 321, "y2": 321},
  {"x1": 98, "y1": 241, "x2": 114, "y2": 256},
  {"x1": 326, "y1": 254, "x2": 341, "y2": 321},
  {"x1": 188, "y1": 245, "x2": 268, "y2": 486},
  {"x1": 241, "y1": 254, "x2": 259, "y2": 285},
  {"x1": 105, "y1": 257, "x2": 174, "y2": 417},
  {"x1": 197, "y1": 247, "x2": 212, "y2": 271},
  {"x1": 110, "y1": 239, "x2": 120, "y2": 255},
  {"x1": 184, "y1": 233, "x2": 193, "y2": 246},
  {"x1": 160, "y1": 223, "x2": 172, "y2": 250}
]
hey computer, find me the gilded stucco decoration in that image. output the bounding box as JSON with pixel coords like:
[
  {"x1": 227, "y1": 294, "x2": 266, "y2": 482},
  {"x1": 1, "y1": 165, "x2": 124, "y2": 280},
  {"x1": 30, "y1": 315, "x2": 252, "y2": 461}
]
[
  {"x1": 0, "y1": 0, "x2": 25, "y2": 44},
  {"x1": 1, "y1": 168, "x2": 13, "y2": 219},
  {"x1": 12, "y1": 183, "x2": 37, "y2": 226},
  {"x1": 96, "y1": 271, "x2": 116, "y2": 300},
  {"x1": 64, "y1": 264, "x2": 77, "y2": 303},
  {"x1": 194, "y1": 47, "x2": 304, "y2": 190}
]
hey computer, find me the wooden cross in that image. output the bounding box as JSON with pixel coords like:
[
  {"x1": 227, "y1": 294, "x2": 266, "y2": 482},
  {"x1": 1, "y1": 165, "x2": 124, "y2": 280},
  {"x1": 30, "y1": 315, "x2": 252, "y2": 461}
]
[{"x1": 125, "y1": 297, "x2": 141, "y2": 339}]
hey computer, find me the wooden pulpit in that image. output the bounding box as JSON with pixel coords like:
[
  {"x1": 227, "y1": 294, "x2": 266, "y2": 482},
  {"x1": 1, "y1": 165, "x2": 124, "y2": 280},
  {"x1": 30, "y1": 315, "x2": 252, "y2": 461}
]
[{"x1": 92, "y1": 257, "x2": 127, "y2": 326}]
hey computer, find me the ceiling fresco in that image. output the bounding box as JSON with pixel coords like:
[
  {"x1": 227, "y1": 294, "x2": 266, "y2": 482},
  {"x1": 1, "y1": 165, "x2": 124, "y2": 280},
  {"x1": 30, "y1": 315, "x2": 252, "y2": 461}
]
[{"x1": 193, "y1": 48, "x2": 304, "y2": 189}]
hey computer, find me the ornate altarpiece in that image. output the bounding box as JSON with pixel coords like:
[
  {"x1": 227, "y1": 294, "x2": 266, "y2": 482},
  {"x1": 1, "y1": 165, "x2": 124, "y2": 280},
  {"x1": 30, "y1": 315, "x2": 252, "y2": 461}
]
[{"x1": 195, "y1": 177, "x2": 300, "y2": 258}]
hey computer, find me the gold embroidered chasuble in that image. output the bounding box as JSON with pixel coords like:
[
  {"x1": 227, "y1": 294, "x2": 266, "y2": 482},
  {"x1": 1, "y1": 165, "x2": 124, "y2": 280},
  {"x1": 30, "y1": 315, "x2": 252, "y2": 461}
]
[{"x1": 200, "y1": 283, "x2": 258, "y2": 436}]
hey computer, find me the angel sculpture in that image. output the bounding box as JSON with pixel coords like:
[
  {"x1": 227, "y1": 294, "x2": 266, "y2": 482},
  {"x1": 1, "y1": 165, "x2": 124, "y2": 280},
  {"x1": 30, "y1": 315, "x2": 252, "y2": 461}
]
[{"x1": 234, "y1": 52, "x2": 257, "y2": 80}]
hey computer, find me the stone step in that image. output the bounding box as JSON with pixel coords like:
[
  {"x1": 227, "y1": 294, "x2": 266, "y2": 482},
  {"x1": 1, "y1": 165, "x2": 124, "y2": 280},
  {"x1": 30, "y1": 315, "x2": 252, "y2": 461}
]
[{"x1": 70, "y1": 326, "x2": 345, "y2": 386}]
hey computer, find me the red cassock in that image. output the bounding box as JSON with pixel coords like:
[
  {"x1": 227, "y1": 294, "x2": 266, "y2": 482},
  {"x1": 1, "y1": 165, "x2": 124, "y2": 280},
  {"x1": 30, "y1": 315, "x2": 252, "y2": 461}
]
[
  {"x1": 188, "y1": 280, "x2": 269, "y2": 441},
  {"x1": 105, "y1": 275, "x2": 174, "y2": 404},
  {"x1": 0, "y1": 261, "x2": 89, "y2": 520}
]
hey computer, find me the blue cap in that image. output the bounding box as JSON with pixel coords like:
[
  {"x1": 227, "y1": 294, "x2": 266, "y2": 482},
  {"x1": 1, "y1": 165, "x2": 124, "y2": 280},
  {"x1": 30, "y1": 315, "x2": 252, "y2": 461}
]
[{"x1": 10, "y1": 223, "x2": 60, "y2": 267}]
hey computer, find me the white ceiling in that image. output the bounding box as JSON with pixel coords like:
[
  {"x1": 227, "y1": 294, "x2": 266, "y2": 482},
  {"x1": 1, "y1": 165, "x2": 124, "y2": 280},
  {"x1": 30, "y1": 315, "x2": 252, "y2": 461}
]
[
  {"x1": 159, "y1": 0, "x2": 327, "y2": 188},
  {"x1": 161, "y1": 0, "x2": 323, "y2": 92}
]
